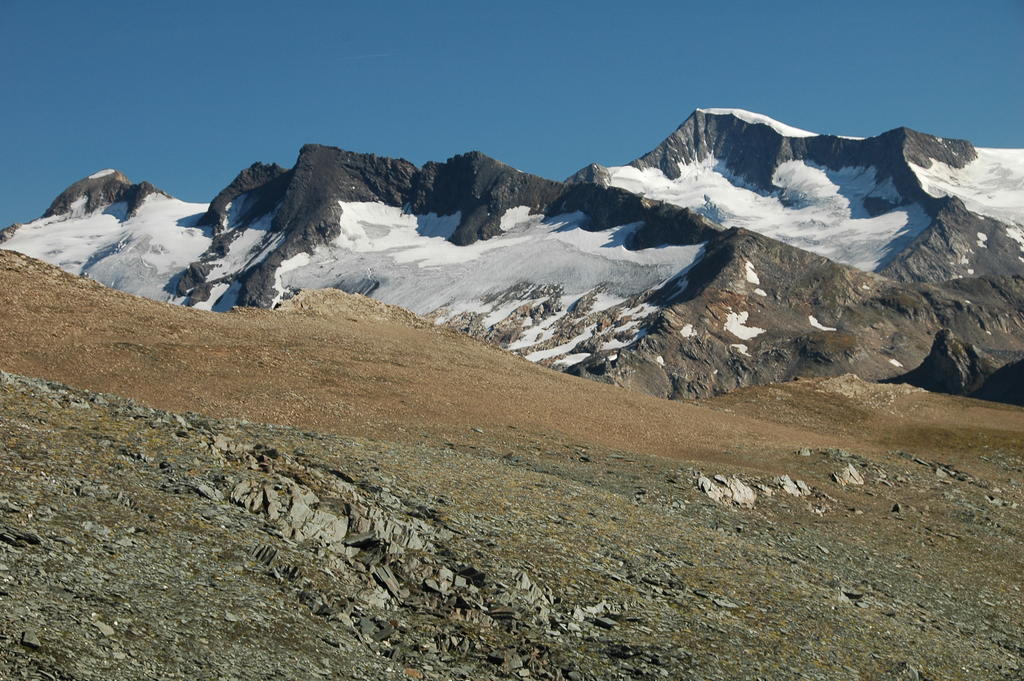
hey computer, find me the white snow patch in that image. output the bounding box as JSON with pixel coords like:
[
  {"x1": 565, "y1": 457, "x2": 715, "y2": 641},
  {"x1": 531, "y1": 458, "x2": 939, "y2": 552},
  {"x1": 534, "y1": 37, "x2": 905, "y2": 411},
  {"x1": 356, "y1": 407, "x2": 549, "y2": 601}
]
[
  {"x1": 1005, "y1": 225, "x2": 1024, "y2": 250},
  {"x1": 679, "y1": 323, "x2": 695, "y2": 338},
  {"x1": 699, "y1": 108, "x2": 818, "y2": 138},
  {"x1": 275, "y1": 202, "x2": 707, "y2": 319},
  {"x1": 88, "y1": 169, "x2": 117, "y2": 180},
  {"x1": 205, "y1": 211, "x2": 280, "y2": 282},
  {"x1": 977, "y1": 232, "x2": 988, "y2": 248},
  {"x1": 753, "y1": 288, "x2": 767, "y2": 297},
  {"x1": 211, "y1": 280, "x2": 243, "y2": 312},
  {"x1": 655, "y1": 355, "x2": 665, "y2": 366},
  {"x1": 724, "y1": 310, "x2": 765, "y2": 340},
  {"x1": 193, "y1": 282, "x2": 231, "y2": 312},
  {"x1": 482, "y1": 299, "x2": 530, "y2": 328},
  {"x1": 553, "y1": 353, "x2": 590, "y2": 367},
  {"x1": 808, "y1": 315, "x2": 836, "y2": 331},
  {"x1": 600, "y1": 334, "x2": 642, "y2": 351},
  {"x1": 270, "y1": 253, "x2": 312, "y2": 308},
  {"x1": 730, "y1": 343, "x2": 750, "y2": 356},
  {"x1": 67, "y1": 196, "x2": 89, "y2": 218},
  {"x1": 620, "y1": 302, "x2": 661, "y2": 319},
  {"x1": 889, "y1": 358, "x2": 904, "y2": 368},
  {"x1": 526, "y1": 324, "x2": 597, "y2": 362},
  {"x1": 605, "y1": 159, "x2": 930, "y2": 272},
  {"x1": 499, "y1": 206, "x2": 537, "y2": 231},
  {"x1": 587, "y1": 291, "x2": 627, "y2": 313},
  {"x1": 507, "y1": 307, "x2": 571, "y2": 351},
  {"x1": 911, "y1": 147, "x2": 1024, "y2": 228},
  {"x1": 744, "y1": 260, "x2": 760, "y2": 285}
]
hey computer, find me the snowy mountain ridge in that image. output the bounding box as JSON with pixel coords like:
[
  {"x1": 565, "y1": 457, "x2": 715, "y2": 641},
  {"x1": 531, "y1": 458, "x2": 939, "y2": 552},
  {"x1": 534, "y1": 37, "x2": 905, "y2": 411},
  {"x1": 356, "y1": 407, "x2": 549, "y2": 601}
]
[
  {"x1": 4, "y1": 109, "x2": 1024, "y2": 400},
  {"x1": 575, "y1": 108, "x2": 1024, "y2": 282}
]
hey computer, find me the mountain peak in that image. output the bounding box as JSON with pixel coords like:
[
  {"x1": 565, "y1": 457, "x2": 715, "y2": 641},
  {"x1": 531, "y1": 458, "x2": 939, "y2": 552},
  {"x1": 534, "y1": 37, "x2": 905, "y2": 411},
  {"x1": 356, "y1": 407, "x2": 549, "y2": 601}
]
[
  {"x1": 42, "y1": 169, "x2": 170, "y2": 219},
  {"x1": 693, "y1": 108, "x2": 819, "y2": 138}
]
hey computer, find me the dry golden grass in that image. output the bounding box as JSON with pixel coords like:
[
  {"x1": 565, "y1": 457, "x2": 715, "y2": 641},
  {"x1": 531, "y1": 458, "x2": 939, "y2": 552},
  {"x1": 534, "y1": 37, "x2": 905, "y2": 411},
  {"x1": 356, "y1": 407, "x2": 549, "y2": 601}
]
[{"x1": 2, "y1": 251, "x2": 1021, "y2": 474}]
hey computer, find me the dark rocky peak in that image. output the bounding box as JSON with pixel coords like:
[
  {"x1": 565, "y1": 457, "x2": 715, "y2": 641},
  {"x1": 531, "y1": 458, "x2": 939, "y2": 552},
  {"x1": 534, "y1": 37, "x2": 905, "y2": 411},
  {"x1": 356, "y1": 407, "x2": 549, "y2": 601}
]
[
  {"x1": 408, "y1": 151, "x2": 564, "y2": 246},
  {"x1": 199, "y1": 162, "x2": 290, "y2": 230},
  {"x1": 43, "y1": 169, "x2": 167, "y2": 219},
  {"x1": 892, "y1": 328, "x2": 997, "y2": 395},
  {"x1": 228, "y1": 146, "x2": 419, "y2": 309},
  {"x1": 290, "y1": 144, "x2": 419, "y2": 207}
]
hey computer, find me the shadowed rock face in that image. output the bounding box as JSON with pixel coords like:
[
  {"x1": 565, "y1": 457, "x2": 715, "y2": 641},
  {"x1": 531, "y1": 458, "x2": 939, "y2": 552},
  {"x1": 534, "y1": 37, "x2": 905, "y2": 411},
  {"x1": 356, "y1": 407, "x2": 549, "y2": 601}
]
[
  {"x1": 409, "y1": 152, "x2": 565, "y2": 245},
  {"x1": 889, "y1": 328, "x2": 998, "y2": 395},
  {"x1": 199, "y1": 162, "x2": 291, "y2": 231},
  {"x1": 884, "y1": 326, "x2": 1024, "y2": 406},
  {"x1": 972, "y1": 357, "x2": 1024, "y2": 406}
]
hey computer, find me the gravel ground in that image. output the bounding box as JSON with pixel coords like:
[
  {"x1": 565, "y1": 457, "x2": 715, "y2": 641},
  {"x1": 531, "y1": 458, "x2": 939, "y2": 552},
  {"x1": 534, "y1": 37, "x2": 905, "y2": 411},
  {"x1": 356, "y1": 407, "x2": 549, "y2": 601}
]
[{"x1": 1, "y1": 371, "x2": 1021, "y2": 680}]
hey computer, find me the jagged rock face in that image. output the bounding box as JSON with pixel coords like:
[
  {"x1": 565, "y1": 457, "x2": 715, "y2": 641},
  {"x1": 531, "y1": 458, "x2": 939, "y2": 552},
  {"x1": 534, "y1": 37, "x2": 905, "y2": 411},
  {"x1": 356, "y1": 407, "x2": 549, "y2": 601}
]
[
  {"x1": 199, "y1": 162, "x2": 290, "y2": 230},
  {"x1": 879, "y1": 197, "x2": 1024, "y2": 282},
  {"x1": 409, "y1": 152, "x2": 564, "y2": 245},
  {"x1": 566, "y1": 229, "x2": 1024, "y2": 399},
  {"x1": 564, "y1": 162, "x2": 611, "y2": 186},
  {"x1": 575, "y1": 109, "x2": 1022, "y2": 283},
  {"x1": 174, "y1": 144, "x2": 724, "y2": 310},
  {"x1": 891, "y1": 328, "x2": 998, "y2": 395}
]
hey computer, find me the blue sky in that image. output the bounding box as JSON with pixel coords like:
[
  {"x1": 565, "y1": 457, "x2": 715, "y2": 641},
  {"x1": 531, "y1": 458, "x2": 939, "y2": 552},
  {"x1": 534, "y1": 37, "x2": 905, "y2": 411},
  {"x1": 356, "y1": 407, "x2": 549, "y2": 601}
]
[{"x1": 2, "y1": 0, "x2": 1021, "y2": 225}]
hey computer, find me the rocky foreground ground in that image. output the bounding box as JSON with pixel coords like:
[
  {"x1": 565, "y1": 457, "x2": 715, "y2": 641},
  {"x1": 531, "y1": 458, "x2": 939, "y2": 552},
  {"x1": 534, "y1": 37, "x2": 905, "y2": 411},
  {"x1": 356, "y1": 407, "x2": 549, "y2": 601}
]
[{"x1": 1, "y1": 370, "x2": 1021, "y2": 680}]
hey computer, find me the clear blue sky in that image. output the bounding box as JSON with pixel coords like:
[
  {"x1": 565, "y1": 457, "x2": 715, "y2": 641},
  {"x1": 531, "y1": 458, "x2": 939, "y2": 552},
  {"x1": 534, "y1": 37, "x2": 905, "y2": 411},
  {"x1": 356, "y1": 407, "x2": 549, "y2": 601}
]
[{"x1": 2, "y1": 0, "x2": 1021, "y2": 225}]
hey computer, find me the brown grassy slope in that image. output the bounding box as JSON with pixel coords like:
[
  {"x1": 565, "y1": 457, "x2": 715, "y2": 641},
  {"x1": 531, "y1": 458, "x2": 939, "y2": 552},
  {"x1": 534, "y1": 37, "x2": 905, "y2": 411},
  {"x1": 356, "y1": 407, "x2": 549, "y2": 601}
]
[{"x1": 1, "y1": 251, "x2": 1021, "y2": 472}]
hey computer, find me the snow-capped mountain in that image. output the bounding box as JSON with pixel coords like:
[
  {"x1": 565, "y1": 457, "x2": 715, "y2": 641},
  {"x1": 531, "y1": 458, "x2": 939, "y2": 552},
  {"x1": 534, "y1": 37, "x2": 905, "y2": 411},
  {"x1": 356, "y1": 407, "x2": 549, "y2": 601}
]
[
  {"x1": 572, "y1": 108, "x2": 1024, "y2": 282},
  {"x1": 0, "y1": 170, "x2": 211, "y2": 300},
  {"x1": 4, "y1": 113, "x2": 1024, "y2": 400}
]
